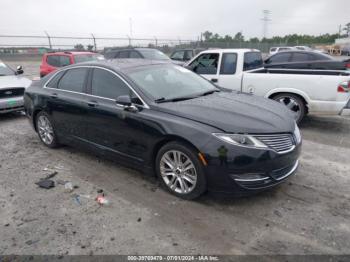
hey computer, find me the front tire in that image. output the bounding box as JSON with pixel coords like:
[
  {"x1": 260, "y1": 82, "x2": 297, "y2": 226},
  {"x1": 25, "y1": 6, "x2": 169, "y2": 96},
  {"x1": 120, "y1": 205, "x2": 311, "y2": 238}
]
[
  {"x1": 272, "y1": 93, "x2": 306, "y2": 123},
  {"x1": 155, "y1": 141, "x2": 207, "y2": 200},
  {"x1": 35, "y1": 111, "x2": 59, "y2": 148}
]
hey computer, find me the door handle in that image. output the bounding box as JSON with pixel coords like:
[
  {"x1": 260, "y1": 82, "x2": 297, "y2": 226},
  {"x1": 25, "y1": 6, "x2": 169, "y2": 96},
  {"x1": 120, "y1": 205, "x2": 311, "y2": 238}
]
[
  {"x1": 87, "y1": 101, "x2": 98, "y2": 107},
  {"x1": 211, "y1": 78, "x2": 218, "y2": 83},
  {"x1": 50, "y1": 93, "x2": 58, "y2": 99}
]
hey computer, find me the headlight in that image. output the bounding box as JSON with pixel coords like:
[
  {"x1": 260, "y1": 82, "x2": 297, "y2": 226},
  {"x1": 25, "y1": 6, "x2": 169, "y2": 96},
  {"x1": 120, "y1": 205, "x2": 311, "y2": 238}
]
[
  {"x1": 212, "y1": 133, "x2": 267, "y2": 149},
  {"x1": 294, "y1": 124, "x2": 302, "y2": 144}
]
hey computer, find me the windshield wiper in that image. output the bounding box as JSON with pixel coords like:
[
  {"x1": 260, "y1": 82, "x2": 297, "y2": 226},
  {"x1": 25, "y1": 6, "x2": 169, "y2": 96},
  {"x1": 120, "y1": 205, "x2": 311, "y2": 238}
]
[
  {"x1": 201, "y1": 89, "x2": 220, "y2": 96},
  {"x1": 155, "y1": 96, "x2": 197, "y2": 103}
]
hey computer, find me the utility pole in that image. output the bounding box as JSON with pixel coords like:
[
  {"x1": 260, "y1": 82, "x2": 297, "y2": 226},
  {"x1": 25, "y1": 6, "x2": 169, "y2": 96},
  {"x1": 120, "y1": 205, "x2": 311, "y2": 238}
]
[
  {"x1": 339, "y1": 25, "x2": 342, "y2": 36},
  {"x1": 44, "y1": 31, "x2": 52, "y2": 50},
  {"x1": 261, "y1": 10, "x2": 271, "y2": 39},
  {"x1": 129, "y1": 18, "x2": 133, "y2": 38}
]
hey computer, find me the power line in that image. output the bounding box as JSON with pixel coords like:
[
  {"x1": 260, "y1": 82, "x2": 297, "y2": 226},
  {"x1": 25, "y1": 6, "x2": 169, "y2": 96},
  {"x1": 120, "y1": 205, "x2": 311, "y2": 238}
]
[{"x1": 261, "y1": 10, "x2": 271, "y2": 39}]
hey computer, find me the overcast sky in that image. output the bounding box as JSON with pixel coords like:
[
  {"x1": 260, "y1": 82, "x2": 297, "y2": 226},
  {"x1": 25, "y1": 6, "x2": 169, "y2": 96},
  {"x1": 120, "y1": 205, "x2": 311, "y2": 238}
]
[{"x1": 1, "y1": 0, "x2": 349, "y2": 40}]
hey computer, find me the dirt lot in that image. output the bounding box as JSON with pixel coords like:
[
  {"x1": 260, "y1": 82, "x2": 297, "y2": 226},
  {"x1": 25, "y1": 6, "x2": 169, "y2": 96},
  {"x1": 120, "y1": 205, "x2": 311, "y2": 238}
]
[{"x1": 0, "y1": 60, "x2": 350, "y2": 256}]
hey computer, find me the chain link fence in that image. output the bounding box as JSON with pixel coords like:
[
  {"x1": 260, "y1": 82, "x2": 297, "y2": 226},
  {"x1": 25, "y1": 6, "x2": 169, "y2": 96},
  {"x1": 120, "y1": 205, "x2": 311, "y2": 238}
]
[{"x1": 0, "y1": 33, "x2": 331, "y2": 57}]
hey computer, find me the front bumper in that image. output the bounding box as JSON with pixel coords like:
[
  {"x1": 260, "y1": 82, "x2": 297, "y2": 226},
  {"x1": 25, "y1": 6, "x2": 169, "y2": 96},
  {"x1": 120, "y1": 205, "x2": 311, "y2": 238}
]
[
  {"x1": 201, "y1": 137, "x2": 301, "y2": 195},
  {"x1": 0, "y1": 96, "x2": 24, "y2": 113}
]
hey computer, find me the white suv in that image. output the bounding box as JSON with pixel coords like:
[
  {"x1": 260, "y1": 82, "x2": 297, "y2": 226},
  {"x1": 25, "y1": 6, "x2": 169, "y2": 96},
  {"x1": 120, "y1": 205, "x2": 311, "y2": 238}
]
[{"x1": 269, "y1": 46, "x2": 294, "y2": 55}]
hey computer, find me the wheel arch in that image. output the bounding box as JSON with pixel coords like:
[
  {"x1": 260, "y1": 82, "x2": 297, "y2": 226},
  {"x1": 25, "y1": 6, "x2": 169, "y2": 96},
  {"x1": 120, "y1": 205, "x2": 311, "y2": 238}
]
[
  {"x1": 266, "y1": 88, "x2": 310, "y2": 104},
  {"x1": 150, "y1": 135, "x2": 201, "y2": 175}
]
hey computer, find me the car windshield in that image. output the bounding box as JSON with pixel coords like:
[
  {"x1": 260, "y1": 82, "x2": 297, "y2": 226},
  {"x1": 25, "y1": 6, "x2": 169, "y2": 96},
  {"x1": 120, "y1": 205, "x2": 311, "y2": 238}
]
[
  {"x1": 138, "y1": 49, "x2": 170, "y2": 60},
  {"x1": 0, "y1": 62, "x2": 15, "y2": 76},
  {"x1": 74, "y1": 54, "x2": 103, "y2": 63},
  {"x1": 127, "y1": 65, "x2": 218, "y2": 101}
]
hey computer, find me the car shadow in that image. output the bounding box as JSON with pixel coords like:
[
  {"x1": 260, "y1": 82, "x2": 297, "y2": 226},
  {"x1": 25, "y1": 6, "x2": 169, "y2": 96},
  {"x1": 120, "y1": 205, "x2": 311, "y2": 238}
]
[{"x1": 0, "y1": 111, "x2": 26, "y2": 121}]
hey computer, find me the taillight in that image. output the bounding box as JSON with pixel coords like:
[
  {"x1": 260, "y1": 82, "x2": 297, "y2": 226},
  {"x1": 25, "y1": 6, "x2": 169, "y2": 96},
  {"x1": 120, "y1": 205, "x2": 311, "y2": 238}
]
[
  {"x1": 346, "y1": 63, "x2": 350, "y2": 69},
  {"x1": 338, "y1": 81, "x2": 350, "y2": 93}
]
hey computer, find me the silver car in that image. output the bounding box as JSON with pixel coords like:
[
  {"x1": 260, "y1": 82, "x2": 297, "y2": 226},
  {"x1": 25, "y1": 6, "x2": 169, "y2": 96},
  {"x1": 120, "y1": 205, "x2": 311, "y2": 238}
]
[{"x1": 0, "y1": 61, "x2": 31, "y2": 113}]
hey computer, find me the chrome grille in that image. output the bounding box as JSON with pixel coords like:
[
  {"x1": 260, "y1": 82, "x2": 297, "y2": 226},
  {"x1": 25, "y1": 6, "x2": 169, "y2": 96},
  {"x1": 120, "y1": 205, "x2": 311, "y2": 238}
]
[
  {"x1": 0, "y1": 88, "x2": 25, "y2": 99},
  {"x1": 253, "y1": 134, "x2": 295, "y2": 153}
]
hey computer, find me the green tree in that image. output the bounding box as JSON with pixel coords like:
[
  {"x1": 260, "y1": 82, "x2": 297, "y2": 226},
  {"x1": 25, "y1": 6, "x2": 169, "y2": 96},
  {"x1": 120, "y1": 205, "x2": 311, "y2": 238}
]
[
  {"x1": 343, "y1": 23, "x2": 350, "y2": 36},
  {"x1": 74, "y1": 44, "x2": 85, "y2": 51},
  {"x1": 87, "y1": 44, "x2": 94, "y2": 51}
]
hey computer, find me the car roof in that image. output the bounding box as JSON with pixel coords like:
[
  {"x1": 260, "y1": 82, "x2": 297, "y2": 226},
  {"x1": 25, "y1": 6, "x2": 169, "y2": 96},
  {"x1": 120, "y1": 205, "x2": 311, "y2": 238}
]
[
  {"x1": 46, "y1": 51, "x2": 96, "y2": 56},
  {"x1": 201, "y1": 48, "x2": 260, "y2": 54},
  {"x1": 107, "y1": 48, "x2": 159, "y2": 52},
  {"x1": 64, "y1": 58, "x2": 172, "y2": 72}
]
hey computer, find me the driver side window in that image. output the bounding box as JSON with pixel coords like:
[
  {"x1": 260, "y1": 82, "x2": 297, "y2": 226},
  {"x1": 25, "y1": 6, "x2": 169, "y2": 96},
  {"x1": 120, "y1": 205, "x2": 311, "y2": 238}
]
[
  {"x1": 91, "y1": 69, "x2": 131, "y2": 100},
  {"x1": 189, "y1": 53, "x2": 219, "y2": 75}
]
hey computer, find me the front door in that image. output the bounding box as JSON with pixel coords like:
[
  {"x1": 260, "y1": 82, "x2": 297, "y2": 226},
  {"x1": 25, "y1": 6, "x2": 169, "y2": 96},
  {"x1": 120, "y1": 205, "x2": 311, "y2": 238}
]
[
  {"x1": 85, "y1": 67, "x2": 147, "y2": 163},
  {"x1": 187, "y1": 53, "x2": 220, "y2": 83}
]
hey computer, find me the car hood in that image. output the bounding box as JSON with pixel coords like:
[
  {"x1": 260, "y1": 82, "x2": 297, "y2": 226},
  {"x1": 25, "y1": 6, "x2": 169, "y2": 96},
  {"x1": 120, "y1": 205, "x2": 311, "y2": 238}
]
[
  {"x1": 0, "y1": 75, "x2": 32, "y2": 89},
  {"x1": 153, "y1": 91, "x2": 295, "y2": 134}
]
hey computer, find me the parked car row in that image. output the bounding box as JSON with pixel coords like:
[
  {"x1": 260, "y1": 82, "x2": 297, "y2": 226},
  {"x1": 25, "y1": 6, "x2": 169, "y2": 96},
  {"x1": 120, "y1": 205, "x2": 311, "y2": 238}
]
[{"x1": 3, "y1": 45, "x2": 350, "y2": 200}]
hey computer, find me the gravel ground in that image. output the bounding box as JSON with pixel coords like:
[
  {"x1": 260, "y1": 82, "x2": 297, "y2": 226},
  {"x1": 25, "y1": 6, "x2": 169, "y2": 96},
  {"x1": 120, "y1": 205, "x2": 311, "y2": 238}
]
[{"x1": 0, "y1": 59, "x2": 350, "y2": 256}]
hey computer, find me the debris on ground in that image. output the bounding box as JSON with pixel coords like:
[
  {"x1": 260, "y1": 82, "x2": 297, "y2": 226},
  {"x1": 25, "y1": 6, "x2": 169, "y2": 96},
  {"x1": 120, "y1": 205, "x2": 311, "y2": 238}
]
[
  {"x1": 45, "y1": 171, "x2": 58, "y2": 180},
  {"x1": 137, "y1": 217, "x2": 142, "y2": 222},
  {"x1": 56, "y1": 179, "x2": 67, "y2": 185},
  {"x1": 95, "y1": 190, "x2": 110, "y2": 206},
  {"x1": 64, "y1": 182, "x2": 74, "y2": 193},
  {"x1": 35, "y1": 179, "x2": 55, "y2": 189},
  {"x1": 73, "y1": 194, "x2": 82, "y2": 205}
]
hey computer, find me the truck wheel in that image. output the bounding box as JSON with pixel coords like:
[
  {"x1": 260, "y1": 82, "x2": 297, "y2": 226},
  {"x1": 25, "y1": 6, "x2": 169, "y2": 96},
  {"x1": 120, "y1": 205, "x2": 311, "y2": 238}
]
[{"x1": 272, "y1": 93, "x2": 306, "y2": 123}]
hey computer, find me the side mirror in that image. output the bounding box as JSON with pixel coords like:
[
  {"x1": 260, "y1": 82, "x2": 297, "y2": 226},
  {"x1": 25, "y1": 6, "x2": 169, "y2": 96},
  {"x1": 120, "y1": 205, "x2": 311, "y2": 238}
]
[
  {"x1": 116, "y1": 95, "x2": 138, "y2": 112},
  {"x1": 16, "y1": 65, "x2": 24, "y2": 75},
  {"x1": 116, "y1": 95, "x2": 132, "y2": 106}
]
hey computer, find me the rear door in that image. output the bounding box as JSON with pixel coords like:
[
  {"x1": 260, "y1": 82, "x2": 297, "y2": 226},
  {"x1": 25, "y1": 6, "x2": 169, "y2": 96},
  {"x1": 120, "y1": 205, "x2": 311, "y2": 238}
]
[
  {"x1": 46, "y1": 67, "x2": 90, "y2": 140},
  {"x1": 216, "y1": 52, "x2": 241, "y2": 90}
]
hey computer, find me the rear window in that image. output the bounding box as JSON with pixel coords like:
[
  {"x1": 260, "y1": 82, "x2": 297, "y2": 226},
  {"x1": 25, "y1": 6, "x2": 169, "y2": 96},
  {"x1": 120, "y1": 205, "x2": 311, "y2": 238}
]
[
  {"x1": 220, "y1": 53, "x2": 237, "y2": 74},
  {"x1": 46, "y1": 71, "x2": 65, "y2": 88},
  {"x1": 268, "y1": 53, "x2": 292, "y2": 64},
  {"x1": 243, "y1": 52, "x2": 263, "y2": 71},
  {"x1": 138, "y1": 49, "x2": 169, "y2": 60},
  {"x1": 291, "y1": 53, "x2": 311, "y2": 62},
  {"x1": 270, "y1": 48, "x2": 277, "y2": 52},
  {"x1": 57, "y1": 68, "x2": 88, "y2": 93},
  {"x1": 47, "y1": 55, "x2": 70, "y2": 67}
]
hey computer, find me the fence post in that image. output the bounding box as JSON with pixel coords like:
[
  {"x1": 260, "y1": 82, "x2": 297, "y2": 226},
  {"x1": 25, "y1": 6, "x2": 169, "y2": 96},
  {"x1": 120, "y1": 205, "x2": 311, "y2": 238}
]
[
  {"x1": 91, "y1": 33, "x2": 97, "y2": 51},
  {"x1": 44, "y1": 31, "x2": 52, "y2": 50},
  {"x1": 126, "y1": 35, "x2": 131, "y2": 47}
]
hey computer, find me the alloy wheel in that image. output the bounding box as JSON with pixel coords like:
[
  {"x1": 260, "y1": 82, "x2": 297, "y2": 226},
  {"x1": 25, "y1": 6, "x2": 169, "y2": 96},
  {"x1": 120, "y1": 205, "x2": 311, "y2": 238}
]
[
  {"x1": 159, "y1": 150, "x2": 197, "y2": 194},
  {"x1": 37, "y1": 115, "x2": 54, "y2": 145}
]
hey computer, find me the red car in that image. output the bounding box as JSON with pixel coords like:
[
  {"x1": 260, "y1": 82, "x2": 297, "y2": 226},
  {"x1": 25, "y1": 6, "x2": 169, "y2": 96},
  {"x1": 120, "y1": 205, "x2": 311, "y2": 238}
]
[{"x1": 40, "y1": 51, "x2": 103, "y2": 77}]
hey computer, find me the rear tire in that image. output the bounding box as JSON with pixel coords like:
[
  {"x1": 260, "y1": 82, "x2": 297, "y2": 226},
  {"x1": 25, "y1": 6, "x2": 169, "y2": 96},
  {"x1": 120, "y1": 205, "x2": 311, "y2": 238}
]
[
  {"x1": 272, "y1": 93, "x2": 306, "y2": 123},
  {"x1": 35, "y1": 111, "x2": 59, "y2": 148},
  {"x1": 155, "y1": 141, "x2": 207, "y2": 200}
]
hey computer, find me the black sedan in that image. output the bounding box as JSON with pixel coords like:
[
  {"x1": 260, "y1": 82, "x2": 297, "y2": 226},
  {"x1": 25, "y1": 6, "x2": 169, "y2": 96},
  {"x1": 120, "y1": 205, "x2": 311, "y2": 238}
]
[
  {"x1": 24, "y1": 59, "x2": 301, "y2": 199},
  {"x1": 265, "y1": 50, "x2": 350, "y2": 71}
]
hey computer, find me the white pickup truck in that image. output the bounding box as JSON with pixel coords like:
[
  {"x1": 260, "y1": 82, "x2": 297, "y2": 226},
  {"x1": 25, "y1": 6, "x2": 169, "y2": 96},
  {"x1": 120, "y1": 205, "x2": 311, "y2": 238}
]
[{"x1": 184, "y1": 49, "x2": 350, "y2": 122}]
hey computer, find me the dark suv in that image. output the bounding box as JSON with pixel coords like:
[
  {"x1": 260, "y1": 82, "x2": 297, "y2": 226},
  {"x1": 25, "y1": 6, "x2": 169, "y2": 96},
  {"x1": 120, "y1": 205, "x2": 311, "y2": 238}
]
[{"x1": 104, "y1": 48, "x2": 170, "y2": 61}]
